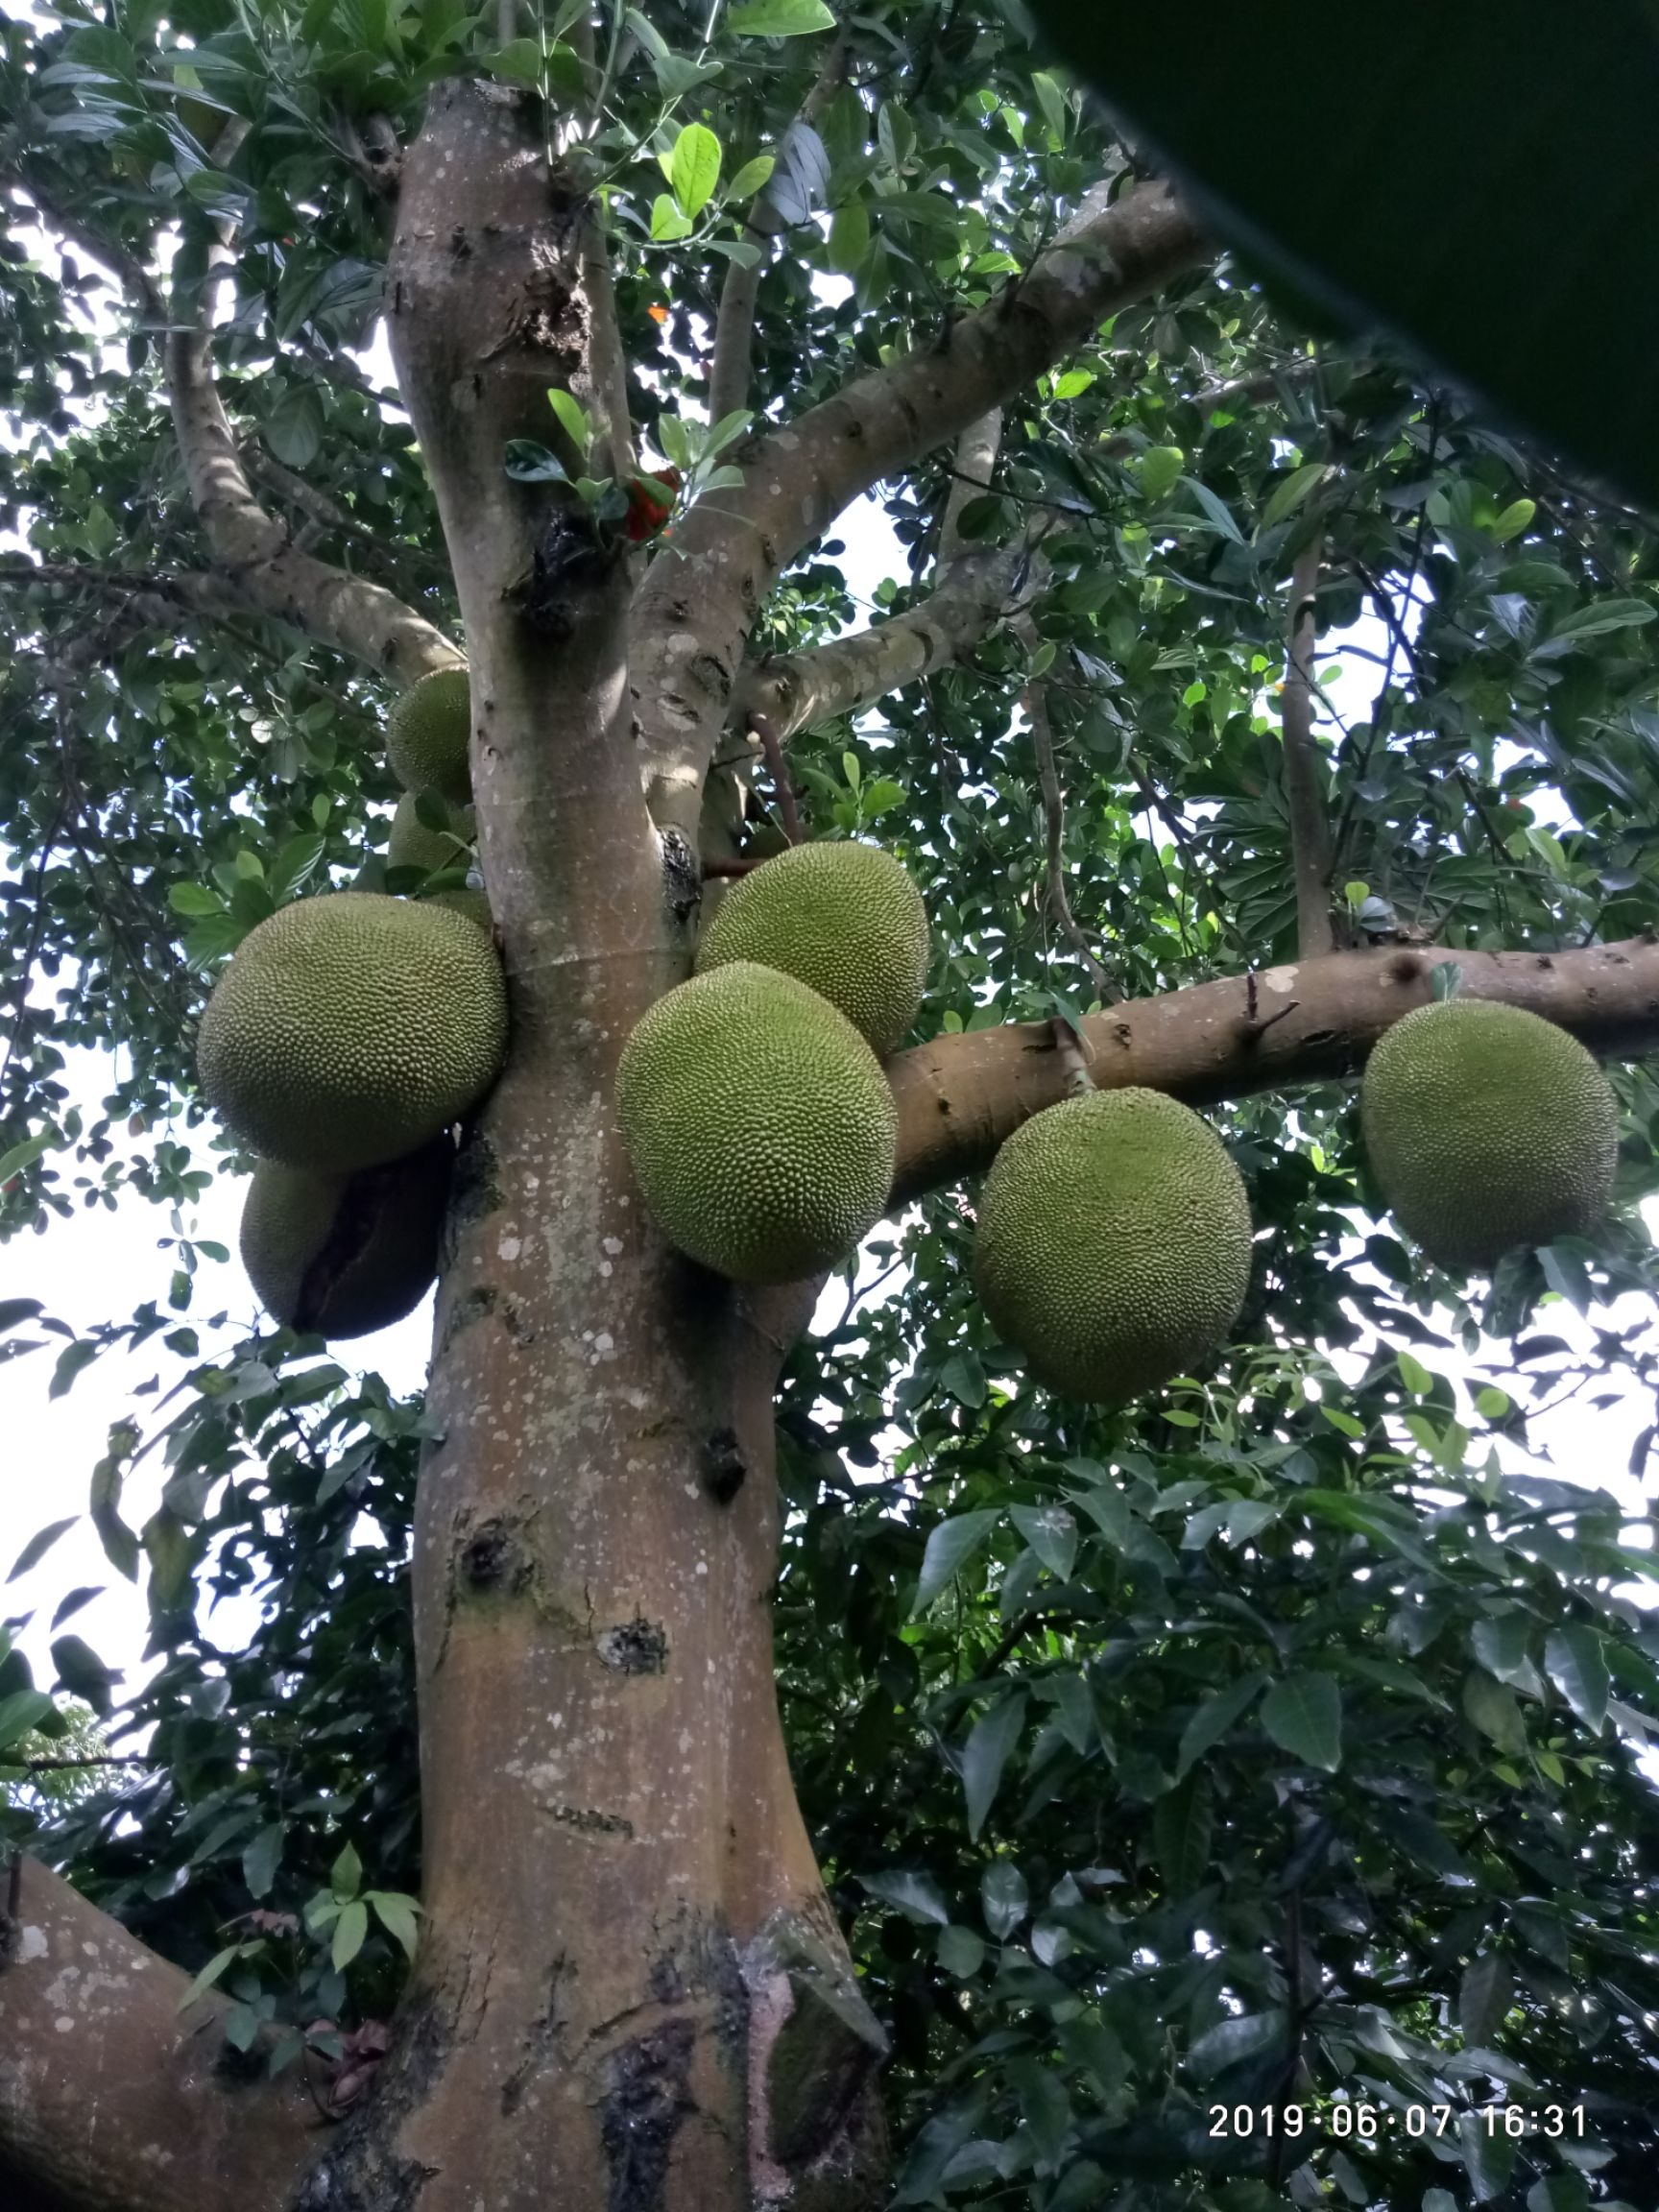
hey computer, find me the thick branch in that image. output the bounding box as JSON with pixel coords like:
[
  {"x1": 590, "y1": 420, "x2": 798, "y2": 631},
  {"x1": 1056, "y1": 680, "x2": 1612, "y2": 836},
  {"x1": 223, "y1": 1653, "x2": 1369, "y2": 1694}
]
[
  {"x1": 636, "y1": 177, "x2": 1207, "y2": 833},
  {"x1": 706, "y1": 36, "x2": 850, "y2": 428},
  {"x1": 735, "y1": 539, "x2": 1037, "y2": 741},
  {"x1": 1282, "y1": 536, "x2": 1335, "y2": 956},
  {"x1": 164, "y1": 310, "x2": 456, "y2": 686},
  {"x1": 938, "y1": 410, "x2": 1003, "y2": 566},
  {"x1": 0, "y1": 1858, "x2": 313, "y2": 2212},
  {"x1": 887, "y1": 937, "x2": 1659, "y2": 1203}
]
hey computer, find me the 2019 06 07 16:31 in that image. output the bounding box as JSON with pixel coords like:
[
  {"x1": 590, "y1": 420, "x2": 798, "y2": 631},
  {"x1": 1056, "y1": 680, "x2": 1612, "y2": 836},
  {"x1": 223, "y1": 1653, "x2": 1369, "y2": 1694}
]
[{"x1": 1206, "y1": 2103, "x2": 1589, "y2": 2142}]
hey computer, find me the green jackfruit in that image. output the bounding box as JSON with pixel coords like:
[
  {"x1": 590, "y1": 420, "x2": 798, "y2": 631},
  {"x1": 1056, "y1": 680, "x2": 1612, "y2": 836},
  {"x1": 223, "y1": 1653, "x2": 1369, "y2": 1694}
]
[
  {"x1": 697, "y1": 840, "x2": 928, "y2": 1057},
  {"x1": 198, "y1": 892, "x2": 508, "y2": 1174},
  {"x1": 387, "y1": 793, "x2": 492, "y2": 932},
  {"x1": 615, "y1": 961, "x2": 897, "y2": 1283},
  {"x1": 241, "y1": 1140, "x2": 452, "y2": 1337},
  {"x1": 974, "y1": 1088, "x2": 1253, "y2": 1403},
  {"x1": 387, "y1": 665, "x2": 471, "y2": 803},
  {"x1": 1360, "y1": 998, "x2": 1618, "y2": 1269}
]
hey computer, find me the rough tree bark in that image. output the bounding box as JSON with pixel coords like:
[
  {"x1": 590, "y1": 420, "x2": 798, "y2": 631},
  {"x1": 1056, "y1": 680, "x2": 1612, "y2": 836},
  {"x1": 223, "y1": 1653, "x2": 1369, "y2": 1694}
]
[{"x1": 10, "y1": 63, "x2": 1659, "y2": 2212}]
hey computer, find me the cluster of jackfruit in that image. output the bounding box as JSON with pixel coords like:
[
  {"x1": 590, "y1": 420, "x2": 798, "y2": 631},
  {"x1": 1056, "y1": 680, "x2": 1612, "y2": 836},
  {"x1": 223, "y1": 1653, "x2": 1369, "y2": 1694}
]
[
  {"x1": 616, "y1": 841, "x2": 926, "y2": 1283},
  {"x1": 201, "y1": 663, "x2": 508, "y2": 1339},
  {"x1": 1360, "y1": 998, "x2": 1618, "y2": 1270}
]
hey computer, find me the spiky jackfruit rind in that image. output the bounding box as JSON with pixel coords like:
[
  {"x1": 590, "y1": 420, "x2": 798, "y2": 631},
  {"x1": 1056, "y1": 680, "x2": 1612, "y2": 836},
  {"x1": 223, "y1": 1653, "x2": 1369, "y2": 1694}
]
[
  {"x1": 240, "y1": 1140, "x2": 453, "y2": 1338},
  {"x1": 387, "y1": 666, "x2": 471, "y2": 804},
  {"x1": 198, "y1": 892, "x2": 508, "y2": 1174},
  {"x1": 615, "y1": 961, "x2": 898, "y2": 1284},
  {"x1": 697, "y1": 840, "x2": 929, "y2": 1057},
  {"x1": 387, "y1": 793, "x2": 492, "y2": 932},
  {"x1": 974, "y1": 1087, "x2": 1253, "y2": 1404},
  {"x1": 1360, "y1": 998, "x2": 1618, "y2": 1270}
]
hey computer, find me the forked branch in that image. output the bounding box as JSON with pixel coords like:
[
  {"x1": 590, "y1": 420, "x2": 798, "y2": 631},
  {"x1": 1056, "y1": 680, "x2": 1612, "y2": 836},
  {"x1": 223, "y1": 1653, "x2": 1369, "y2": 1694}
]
[
  {"x1": 635, "y1": 177, "x2": 1208, "y2": 833},
  {"x1": 734, "y1": 538, "x2": 1040, "y2": 742}
]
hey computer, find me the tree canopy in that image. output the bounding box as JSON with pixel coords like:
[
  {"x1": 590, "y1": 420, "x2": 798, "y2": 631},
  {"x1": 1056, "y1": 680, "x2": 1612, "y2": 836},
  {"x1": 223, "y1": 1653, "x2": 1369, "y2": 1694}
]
[{"x1": 3, "y1": 5, "x2": 1659, "y2": 2211}]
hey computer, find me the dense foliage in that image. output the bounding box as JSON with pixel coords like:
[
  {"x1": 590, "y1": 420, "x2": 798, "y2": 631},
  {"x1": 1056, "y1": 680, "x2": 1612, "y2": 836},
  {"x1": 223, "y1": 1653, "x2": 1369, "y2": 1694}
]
[{"x1": 3, "y1": 3, "x2": 1659, "y2": 2207}]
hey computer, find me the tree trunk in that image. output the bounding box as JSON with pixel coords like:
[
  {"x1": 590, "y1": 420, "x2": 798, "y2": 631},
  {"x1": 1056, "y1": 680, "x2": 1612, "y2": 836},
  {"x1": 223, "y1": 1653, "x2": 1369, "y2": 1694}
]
[{"x1": 286, "y1": 80, "x2": 884, "y2": 2212}]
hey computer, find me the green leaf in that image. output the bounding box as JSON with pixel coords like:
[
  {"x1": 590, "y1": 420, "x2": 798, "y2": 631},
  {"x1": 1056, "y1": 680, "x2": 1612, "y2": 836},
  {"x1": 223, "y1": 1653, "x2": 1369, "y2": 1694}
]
[
  {"x1": 176, "y1": 1943, "x2": 241, "y2": 2012},
  {"x1": 8, "y1": 1517, "x2": 77, "y2": 1582},
  {"x1": 0, "y1": 1132, "x2": 56, "y2": 1185},
  {"x1": 0, "y1": 1688, "x2": 54, "y2": 1753},
  {"x1": 729, "y1": 0, "x2": 836, "y2": 34},
  {"x1": 1008, "y1": 1503, "x2": 1077, "y2": 1581},
  {"x1": 1031, "y1": 69, "x2": 1068, "y2": 143},
  {"x1": 141, "y1": 1508, "x2": 194, "y2": 1613},
  {"x1": 727, "y1": 154, "x2": 775, "y2": 202},
  {"x1": 1261, "y1": 1671, "x2": 1343, "y2": 1771},
  {"x1": 859, "y1": 1868, "x2": 949, "y2": 1924},
  {"x1": 828, "y1": 200, "x2": 870, "y2": 274},
  {"x1": 1136, "y1": 444, "x2": 1185, "y2": 500},
  {"x1": 243, "y1": 1823, "x2": 285, "y2": 1901},
  {"x1": 650, "y1": 194, "x2": 694, "y2": 243},
  {"x1": 546, "y1": 388, "x2": 589, "y2": 458},
  {"x1": 331, "y1": 1897, "x2": 369, "y2": 1972},
  {"x1": 912, "y1": 1508, "x2": 999, "y2": 1614},
  {"x1": 1471, "y1": 1614, "x2": 1532, "y2": 1685},
  {"x1": 935, "y1": 1924, "x2": 984, "y2": 1978},
  {"x1": 1261, "y1": 460, "x2": 1326, "y2": 526},
  {"x1": 1152, "y1": 1769, "x2": 1213, "y2": 1895},
  {"x1": 487, "y1": 36, "x2": 543, "y2": 84},
  {"x1": 264, "y1": 388, "x2": 323, "y2": 471},
  {"x1": 1026, "y1": 0, "x2": 1659, "y2": 506},
  {"x1": 167, "y1": 881, "x2": 224, "y2": 917},
  {"x1": 670, "y1": 123, "x2": 722, "y2": 220},
  {"x1": 1397, "y1": 1349, "x2": 1433, "y2": 1396},
  {"x1": 368, "y1": 1889, "x2": 421, "y2": 1961},
  {"x1": 1187, "y1": 2008, "x2": 1287, "y2": 2080},
  {"x1": 1527, "y1": 2177, "x2": 1591, "y2": 2212},
  {"x1": 980, "y1": 1860, "x2": 1028, "y2": 1938},
  {"x1": 1491, "y1": 496, "x2": 1536, "y2": 542},
  {"x1": 331, "y1": 1839, "x2": 363, "y2": 1901},
  {"x1": 1458, "y1": 1950, "x2": 1512, "y2": 2046},
  {"x1": 961, "y1": 1693, "x2": 1026, "y2": 1839},
  {"x1": 1544, "y1": 1623, "x2": 1609, "y2": 1733},
  {"x1": 1176, "y1": 1671, "x2": 1267, "y2": 1779},
  {"x1": 1462, "y1": 1669, "x2": 1528, "y2": 1756}
]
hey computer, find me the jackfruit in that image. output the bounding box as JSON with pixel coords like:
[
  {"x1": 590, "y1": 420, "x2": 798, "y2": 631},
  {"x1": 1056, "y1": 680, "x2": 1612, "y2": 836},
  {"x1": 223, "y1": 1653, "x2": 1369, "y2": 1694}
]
[
  {"x1": 241, "y1": 1139, "x2": 452, "y2": 1337},
  {"x1": 615, "y1": 961, "x2": 897, "y2": 1283},
  {"x1": 387, "y1": 665, "x2": 471, "y2": 803},
  {"x1": 974, "y1": 1087, "x2": 1253, "y2": 1403},
  {"x1": 1360, "y1": 998, "x2": 1617, "y2": 1269},
  {"x1": 387, "y1": 793, "x2": 492, "y2": 932},
  {"x1": 697, "y1": 840, "x2": 928, "y2": 1057},
  {"x1": 198, "y1": 892, "x2": 508, "y2": 1174}
]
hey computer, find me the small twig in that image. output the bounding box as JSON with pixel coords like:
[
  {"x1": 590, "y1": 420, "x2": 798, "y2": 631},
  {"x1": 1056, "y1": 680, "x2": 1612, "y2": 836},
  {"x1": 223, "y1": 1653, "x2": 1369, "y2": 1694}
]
[
  {"x1": 748, "y1": 712, "x2": 803, "y2": 844},
  {"x1": 1024, "y1": 657, "x2": 1118, "y2": 1000},
  {"x1": 700, "y1": 857, "x2": 760, "y2": 878},
  {"x1": 1281, "y1": 530, "x2": 1336, "y2": 956}
]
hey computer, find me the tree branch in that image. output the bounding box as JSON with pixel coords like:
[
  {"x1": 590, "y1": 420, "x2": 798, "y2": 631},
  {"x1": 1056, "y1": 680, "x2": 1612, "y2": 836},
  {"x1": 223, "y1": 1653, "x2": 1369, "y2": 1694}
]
[
  {"x1": 635, "y1": 176, "x2": 1208, "y2": 834},
  {"x1": 0, "y1": 1858, "x2": 314, "y2": 2212},
  {"x1": 886, "y1": 937, "x2": 1659, "y2": 1204},
  {"x1": 238, "y1": 444, "x2": 450, "y2": 591},
  {"x1": 706, "y1": 35, "x2": 850, "y2": 428},
  {"x1": 937, "y1": 409, "x2": 1004, "y2": 567},
  {"x1": 734, "y1": 538, "x2": 1039, "y2": 742},
  {"x1": 1282, "y1": 534, "x2": 1335, "y2": 956},
  {"x1": 164, "y1": 311, "x2": 456, "y2": 686}
]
